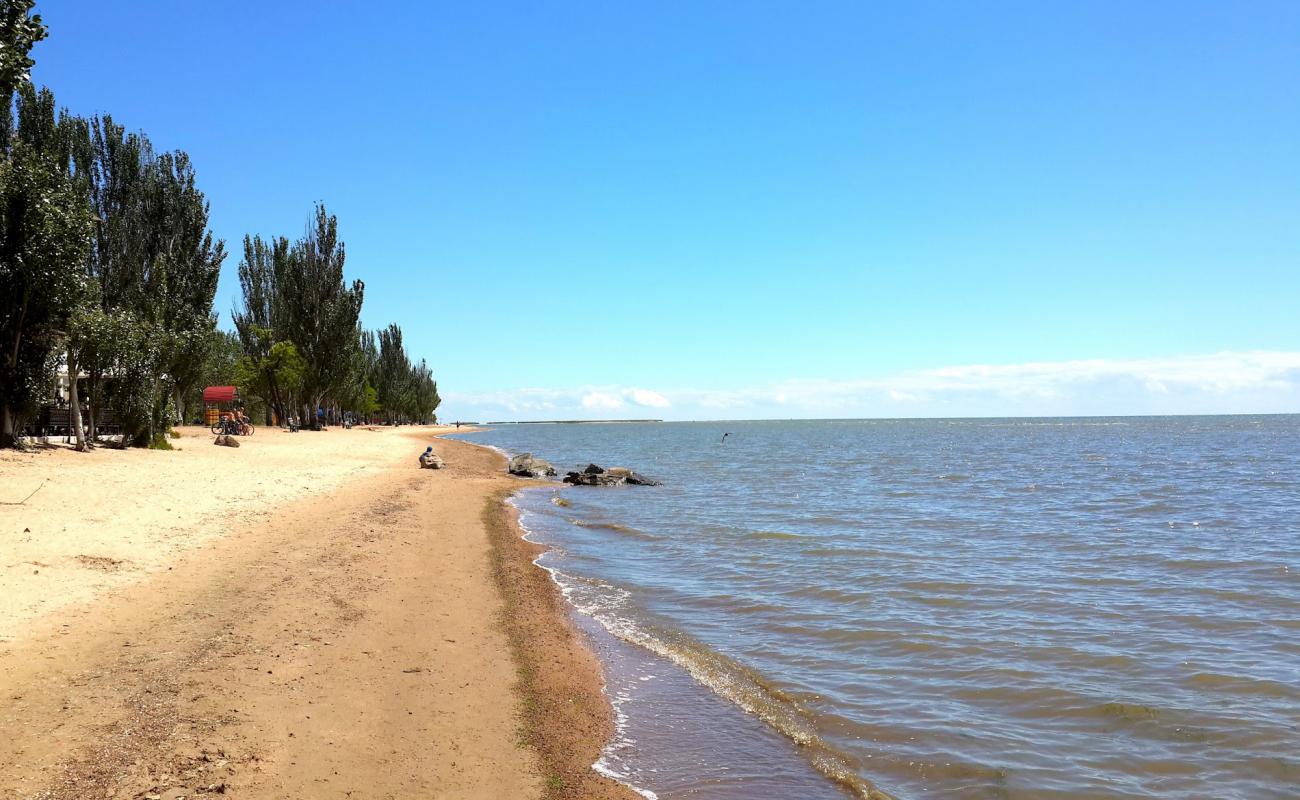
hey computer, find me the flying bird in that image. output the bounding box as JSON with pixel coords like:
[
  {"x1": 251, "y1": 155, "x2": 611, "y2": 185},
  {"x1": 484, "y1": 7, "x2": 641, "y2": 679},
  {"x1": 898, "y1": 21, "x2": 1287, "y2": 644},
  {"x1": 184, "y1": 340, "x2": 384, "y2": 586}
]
[{"x1": 721, "y1": 432, "x2": 731, "y2": 443}]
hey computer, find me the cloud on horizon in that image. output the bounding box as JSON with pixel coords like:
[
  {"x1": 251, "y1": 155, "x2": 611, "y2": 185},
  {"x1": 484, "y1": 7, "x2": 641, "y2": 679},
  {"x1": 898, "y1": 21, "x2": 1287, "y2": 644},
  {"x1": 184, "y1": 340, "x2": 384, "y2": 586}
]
[
  {"x1": 580, "y1": 387, "x2": 671, "y2": 411},
  {"x1": 443, "y1": 351, "x2": 1300, "y2": 421}
]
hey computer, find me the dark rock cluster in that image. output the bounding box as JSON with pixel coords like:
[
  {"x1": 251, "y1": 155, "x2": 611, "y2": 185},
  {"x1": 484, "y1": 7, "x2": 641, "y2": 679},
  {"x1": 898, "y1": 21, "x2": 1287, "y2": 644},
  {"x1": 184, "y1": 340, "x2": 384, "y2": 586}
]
[{"x1": 562, "y1": 464, "x2": 660, "y2": 487}]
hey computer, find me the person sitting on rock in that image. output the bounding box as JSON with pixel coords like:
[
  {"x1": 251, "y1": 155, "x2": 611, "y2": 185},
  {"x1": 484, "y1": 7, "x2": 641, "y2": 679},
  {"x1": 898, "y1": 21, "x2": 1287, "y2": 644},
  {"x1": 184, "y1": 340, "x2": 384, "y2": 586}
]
[{"x1": 419, "y1": 446, "x2": 441, "y2": 469}]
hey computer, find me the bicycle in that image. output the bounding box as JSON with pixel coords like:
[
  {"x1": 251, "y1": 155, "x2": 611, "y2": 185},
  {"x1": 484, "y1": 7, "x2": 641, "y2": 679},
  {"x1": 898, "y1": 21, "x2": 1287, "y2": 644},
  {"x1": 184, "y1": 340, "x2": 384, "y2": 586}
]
[{"x1": 211, "y1": 418, "x2": 254, "y2": 436}]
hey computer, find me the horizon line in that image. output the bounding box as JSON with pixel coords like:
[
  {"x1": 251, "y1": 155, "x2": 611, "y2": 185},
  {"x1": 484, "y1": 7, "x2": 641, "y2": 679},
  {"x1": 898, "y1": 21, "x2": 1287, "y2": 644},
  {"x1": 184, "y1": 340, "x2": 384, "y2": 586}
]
[{"x1": 458, "y1": 411, "x2": 1298, "y2": 425}]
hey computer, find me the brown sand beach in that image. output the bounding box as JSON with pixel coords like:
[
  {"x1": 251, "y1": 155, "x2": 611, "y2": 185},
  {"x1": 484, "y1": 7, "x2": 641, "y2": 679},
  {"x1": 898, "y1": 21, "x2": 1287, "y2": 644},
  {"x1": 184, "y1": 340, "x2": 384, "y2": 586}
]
[{"x1": 0, "y1": 426, "x2": 636, "y2": 799}]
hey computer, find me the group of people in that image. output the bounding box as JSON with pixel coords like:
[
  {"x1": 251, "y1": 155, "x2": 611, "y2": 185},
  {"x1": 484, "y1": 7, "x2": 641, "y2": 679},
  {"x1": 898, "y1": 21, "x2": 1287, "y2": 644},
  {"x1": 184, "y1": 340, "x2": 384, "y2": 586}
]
[{"x1": 222, "y1": 408, "x2": 252, "y2": 435}]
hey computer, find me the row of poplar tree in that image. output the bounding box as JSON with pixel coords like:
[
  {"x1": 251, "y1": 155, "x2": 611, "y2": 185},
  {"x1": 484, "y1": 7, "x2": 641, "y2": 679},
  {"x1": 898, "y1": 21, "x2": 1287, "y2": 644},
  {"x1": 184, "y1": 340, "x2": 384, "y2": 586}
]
[
  {"x1": 0, "y1": 2, "x2": 438, "y2": 449},
  {"x1": 224, "y1": 208, "x2": 441, "y2": 431}
]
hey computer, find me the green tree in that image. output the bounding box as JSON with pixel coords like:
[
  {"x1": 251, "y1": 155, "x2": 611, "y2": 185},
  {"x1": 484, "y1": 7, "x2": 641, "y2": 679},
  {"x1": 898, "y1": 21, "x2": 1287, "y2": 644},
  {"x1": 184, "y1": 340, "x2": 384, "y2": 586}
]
[
  {"x1": 412, "y1": 358, "x2": 440, "y2": 424},
  {"x1": 274, "y1": 204, "x2": 363, "y2": 428},
  {"x1": 146, "y1": 151, "x2": 225, "y2": 426},
  {"x1": 1, "y1": 4, "x2": 228, "y2": 449},
  {"x1": 174, "y1": 325, "x2": 243, "y2": 426},
  {"x1": 88, "y1": 308, "x2": 164, "y2": 444},
  {"x1": 353, "y1": 327, "x2": 380, "y2": 422},
  {"x1": 0, "y1": 1, "x2": 43, "y2": 95},
  {"x1": 232, "y1": 208, "x2": 440, "y2": 430},
  {"x1": 180, "y1": 328, "x2": 241, "y2": 425},
  {"x1": 0, "y1": 80, "x2": 93, "y2": 447},
  {"x1": 231, "y1": 235, "x2": 295, "y2": 421},
  {"x1": 375, "y1": 323, "x2": 413, "y2": 423},
  {"x1": 70, "y1": 116, "x2": 224, "y2": 446},
  {"x1": 234, "y1": 339, "x2": 305, "y2": 425}
]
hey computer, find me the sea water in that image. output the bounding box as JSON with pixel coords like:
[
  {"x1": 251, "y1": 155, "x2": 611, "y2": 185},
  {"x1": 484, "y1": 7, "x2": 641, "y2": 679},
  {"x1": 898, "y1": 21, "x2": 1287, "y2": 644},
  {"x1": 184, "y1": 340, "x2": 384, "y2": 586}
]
[{"x1": 457, "y1": 417, "x2": 1298, "y2": 799}]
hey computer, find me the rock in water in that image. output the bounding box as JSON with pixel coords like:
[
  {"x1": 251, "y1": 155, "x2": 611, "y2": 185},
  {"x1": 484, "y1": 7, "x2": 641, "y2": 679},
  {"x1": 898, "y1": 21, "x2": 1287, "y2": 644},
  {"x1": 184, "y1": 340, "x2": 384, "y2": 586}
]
[
  {"x1": 563, "y1": 471, "x2": 624, "y2": 486},
  {"x1": 605, "y1": 466, "x2": 661, "y2": 485},
  {"x1": 563, "y1": 465, "x2": 660, "y2": 486},
  {"x1": 508, "y1": 453, "x2": 557, "y2": 478}
]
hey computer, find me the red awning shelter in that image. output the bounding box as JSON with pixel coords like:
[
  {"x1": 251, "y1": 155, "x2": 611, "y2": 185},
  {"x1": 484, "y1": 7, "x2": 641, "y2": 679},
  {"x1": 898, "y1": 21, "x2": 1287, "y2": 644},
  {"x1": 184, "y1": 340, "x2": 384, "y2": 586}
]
[{"x1": 202, "y1": 386, "x2": 239, "y2": 405}]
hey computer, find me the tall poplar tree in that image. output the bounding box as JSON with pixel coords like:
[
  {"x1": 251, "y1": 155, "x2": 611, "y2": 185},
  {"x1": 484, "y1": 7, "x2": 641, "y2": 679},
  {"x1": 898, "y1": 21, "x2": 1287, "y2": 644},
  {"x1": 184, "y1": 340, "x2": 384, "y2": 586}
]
[
  {"x1": 412, "y1": 358, "x2": 440, "y2": 424},
  {"x1": 375, "y1": 323, "x2": 412, "y2": 422},
  {"x1": 276, "y1": 203, "x2": 363, "y2": 428},
  {"x1": 71, "y1": 118, "x2": 224, "y2": 446},
  {"x1": 0, "y1": 4, "x2": 94, "y2": 446},
  {"x1": 232, "y1": 234, "x2": 295, "y2": 423}
]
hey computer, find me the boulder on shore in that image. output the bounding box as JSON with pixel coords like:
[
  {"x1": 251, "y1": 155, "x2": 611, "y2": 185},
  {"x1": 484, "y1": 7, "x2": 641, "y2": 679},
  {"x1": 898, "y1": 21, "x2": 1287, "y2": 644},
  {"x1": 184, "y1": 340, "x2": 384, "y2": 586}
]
[
  {"x1": 213, "y1": 434, "x2": 240, "y2": 448},
  {"x1": 419, "y1": 452, "x2": 445, "y2": 469},
  {"x1": 508, "y1": 453, "x2": 557, "y2": 478}
]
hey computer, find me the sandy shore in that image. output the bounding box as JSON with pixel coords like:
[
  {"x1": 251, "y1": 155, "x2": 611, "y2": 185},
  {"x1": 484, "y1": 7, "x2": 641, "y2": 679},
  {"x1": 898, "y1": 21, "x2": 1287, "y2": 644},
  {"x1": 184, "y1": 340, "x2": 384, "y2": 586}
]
[{"x1": 0, "y1": 426, "x2": 636, "y2": 799}]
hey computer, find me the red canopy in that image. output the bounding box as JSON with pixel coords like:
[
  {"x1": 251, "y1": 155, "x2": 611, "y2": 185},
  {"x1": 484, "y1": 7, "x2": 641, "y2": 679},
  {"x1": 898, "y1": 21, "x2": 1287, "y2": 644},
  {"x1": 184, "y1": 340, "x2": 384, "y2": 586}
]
[{"x1": 203, "y1": 386, "x2": 238, "y2": 404}]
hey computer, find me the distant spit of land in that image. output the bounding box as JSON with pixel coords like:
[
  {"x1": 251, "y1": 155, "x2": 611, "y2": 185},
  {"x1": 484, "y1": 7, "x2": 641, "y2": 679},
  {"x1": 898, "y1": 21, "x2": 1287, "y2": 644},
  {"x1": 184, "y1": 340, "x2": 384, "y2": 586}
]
[{"x1": 481, "y1": 419, "x2": 663, "y2": 425}]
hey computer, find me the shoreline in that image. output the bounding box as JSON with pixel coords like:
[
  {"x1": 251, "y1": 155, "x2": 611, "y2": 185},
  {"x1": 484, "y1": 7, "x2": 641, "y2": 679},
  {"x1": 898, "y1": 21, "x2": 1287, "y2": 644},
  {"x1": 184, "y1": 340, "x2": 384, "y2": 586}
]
[
  {"x1": 0, "y1": 426, "x2": 633, "y2": 799},
  {"x1": 452, "y1": 427, "x2": 893, "y2": 800},
  {"x1": 481, "y1": 482, "x2": 639, "y2": 800}
]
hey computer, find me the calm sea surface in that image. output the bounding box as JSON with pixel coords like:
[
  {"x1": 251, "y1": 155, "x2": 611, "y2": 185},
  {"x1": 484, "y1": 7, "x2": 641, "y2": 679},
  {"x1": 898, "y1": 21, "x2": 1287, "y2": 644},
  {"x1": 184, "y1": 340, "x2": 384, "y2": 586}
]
[{"x1": 457, "y1": 417, "x2": 1298, "y2": 799}]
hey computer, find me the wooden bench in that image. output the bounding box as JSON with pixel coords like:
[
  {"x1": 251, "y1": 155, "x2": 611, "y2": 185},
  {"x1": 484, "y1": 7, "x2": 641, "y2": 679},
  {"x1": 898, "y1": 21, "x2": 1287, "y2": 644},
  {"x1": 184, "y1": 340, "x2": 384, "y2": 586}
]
[{"x1": 31, "y1": 405, "x2": 122, "y2": 441}]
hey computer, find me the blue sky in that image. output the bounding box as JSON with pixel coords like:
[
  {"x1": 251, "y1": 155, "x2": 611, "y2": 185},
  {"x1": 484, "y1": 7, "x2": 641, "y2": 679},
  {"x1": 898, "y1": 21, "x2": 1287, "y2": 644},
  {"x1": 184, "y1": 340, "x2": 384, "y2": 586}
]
[{"x1": 31, "y1": 1, "x2": 1300, "y2": 420}]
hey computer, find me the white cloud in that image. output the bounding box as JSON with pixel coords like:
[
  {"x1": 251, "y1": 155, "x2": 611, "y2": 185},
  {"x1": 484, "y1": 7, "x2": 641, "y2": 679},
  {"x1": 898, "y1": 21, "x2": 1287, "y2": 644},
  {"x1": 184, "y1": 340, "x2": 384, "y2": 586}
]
[
  {"x1": 581, "y1": 391, "x2": 625, "y2": 410},
  {"x1": 441, "y1": 351, "x2": 1300, "y2": 421},
  {"x1": 628, "y1": 388, "x2": 671, "y2": 408}
]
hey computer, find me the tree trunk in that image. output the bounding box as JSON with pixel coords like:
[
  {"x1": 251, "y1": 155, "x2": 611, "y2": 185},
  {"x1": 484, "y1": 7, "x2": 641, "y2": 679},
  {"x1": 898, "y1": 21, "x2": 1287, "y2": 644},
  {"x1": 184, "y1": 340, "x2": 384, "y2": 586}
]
[
  {"x1": 4, "y1": 296, "x2": 29, "y2": 445},
  {"x1": 86, "y1": 371, "x2": 99, "y2": 443},
  {"x1": 267, "y1": 375, "x2": 285, "y2": 426},
  {"x1": 142, "y1": 376, "x2": 161, "y2": 447},
  {"x1": 68, "y1": 347, "x2": 87, "y2": 451},
  {"x1": 173, "y1": 385, "x2": 185, "y2": 427},
  {"x1": 0, "y1": 406, "x2": 16, "y2": 449}
]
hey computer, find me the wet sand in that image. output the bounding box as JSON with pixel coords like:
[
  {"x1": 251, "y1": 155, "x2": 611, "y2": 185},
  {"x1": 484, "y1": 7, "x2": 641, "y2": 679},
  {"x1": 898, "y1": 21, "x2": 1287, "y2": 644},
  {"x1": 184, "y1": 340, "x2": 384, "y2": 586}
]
[{"x1": 0, "y1": 427, "x2": 635, "y2": 799}]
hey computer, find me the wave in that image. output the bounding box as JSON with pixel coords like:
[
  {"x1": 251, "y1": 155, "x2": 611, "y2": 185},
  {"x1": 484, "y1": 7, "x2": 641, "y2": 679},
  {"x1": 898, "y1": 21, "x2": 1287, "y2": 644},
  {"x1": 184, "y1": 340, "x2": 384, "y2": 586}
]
[
  {"x1": 1184, "y1": 671, "x2": 1298, "y2": 699},
  {"x1": 744, "y1": 529, "x2": 810, "y2": 541},
  {"x1": 509, "y1": 494, "x2": 893, "y2": 799},
  {"x1": 550, "y1": 569, "x2": 895, "y2": 800},
  {"x1": 569, "y1": 518, "x2": 665, "y2": 540}
]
